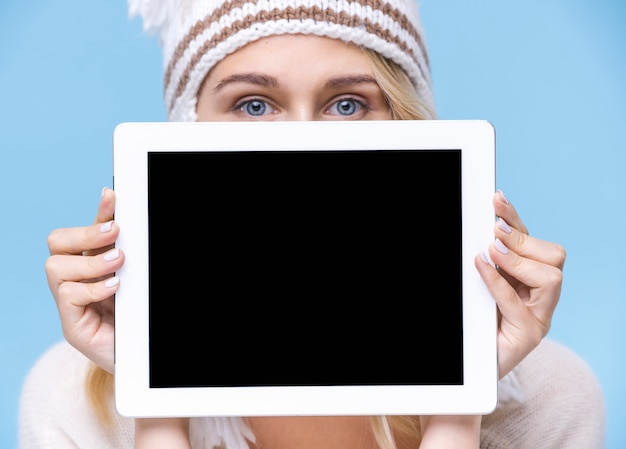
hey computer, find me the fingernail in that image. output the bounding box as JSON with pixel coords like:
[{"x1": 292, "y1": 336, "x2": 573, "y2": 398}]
[
  {"x1": 498, "y1": 217, "x2": 512, "y2": 234},
  {"x1": 498, "y1": 190, "x2": 510, "y2": 204},
  {"x1": 480, "y1": 251, "x2": 496, "y2": 268},
  {"x1": 104, "y1": 248, "x2": 120, "y2": 261},
  {"x1": 495, "y1": 238, "x2": 509, "y2": 254},
  {"x1": 105, "y1": 276, "x2": 119, "y2": 288},
  {"x1": 101, "y1": 186, "x2": 109, "y2": 197},
  {"x1": 100, "y1": 221, "x2": 113, "y2": 233}
]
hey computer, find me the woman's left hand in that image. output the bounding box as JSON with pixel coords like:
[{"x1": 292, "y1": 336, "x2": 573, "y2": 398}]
[{"x1": 475, "y1": 191, "x2": 565, "y2": 379}]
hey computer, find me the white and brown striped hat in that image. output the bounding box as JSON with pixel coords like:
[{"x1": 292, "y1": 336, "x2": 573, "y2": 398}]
[{"x1": 129, "y1": 0, "x2": 434, "y2": 121}]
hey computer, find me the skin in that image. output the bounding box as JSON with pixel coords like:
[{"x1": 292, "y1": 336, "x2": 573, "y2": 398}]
[
  {"x1": 196, "y1": 35, "x2": 393, "y2": 122},
  {"x1": 45, "y1": 35, "x2": 564, "y2": 449}
]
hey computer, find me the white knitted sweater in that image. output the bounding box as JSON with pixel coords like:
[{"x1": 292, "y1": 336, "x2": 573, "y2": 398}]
[{"x1": 18, "y1": 339, "x2": 605, "y2": 448}]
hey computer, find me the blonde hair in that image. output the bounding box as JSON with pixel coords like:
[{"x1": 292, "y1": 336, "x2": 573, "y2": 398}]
[
  {"x1": 86, "y1": 47, "x2": 430, "y2": 449},
  {"x1": 371, "y1": 416, "x2": 422, "y2": 449},
  {"x1": 362, "y1": 48, "x2": 436, "y2": 121},
  {"x1": 85, "y1": 362, "x2": 115, "y2": 427}
]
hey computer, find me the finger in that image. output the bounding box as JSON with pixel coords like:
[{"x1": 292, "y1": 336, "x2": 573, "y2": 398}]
[
  {"x1": 475, "y1": 253, "x2": 547, "y2": 377},
  {"x1": 488, "y1": 239, "x2": 561, "y2": 324},
  {"x1": 46, "y1": 248, "x2": 124, "y2": 295},
  {"x1": 475, "y1": 253, "x2": 535, "y2": 331},
  {"x1": 495, "y1": 217, "x2": 566, "y2": 269},
  {"x1": 47, "y1": 219, "x2": 119, "y2": 256},
  {"x1": 56, "y1": 280, "x2": 116, "y2": 374},
  {"x1": 82, "y1": 187, "x2": 118, "y2": 257},
  {"x1": 56, "y1": 275, "x2": 120, "y2": 311},
  {"x1": 489, "y1": 238, "x2": 562, "y2": 295},
  {"x1": 94, "y1": 187, "x2": 116, "y2": 225},
  {"x1": 493, "y1": 190, "x2": 529, "y2": 235}
]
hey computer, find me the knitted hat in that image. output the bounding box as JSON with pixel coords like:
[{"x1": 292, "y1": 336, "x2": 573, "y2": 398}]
[{"x1": 128, "y1": 0, "x2": 434, "y2": 122}]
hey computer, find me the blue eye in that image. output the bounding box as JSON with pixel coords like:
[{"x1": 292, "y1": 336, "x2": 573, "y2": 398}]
[
  {"x1": 328, "y1": 98, "x2": 365, "y2": 117},
  {"x1": 240, "y1": 100, "x2": 268, "y2": 116},
  {"x1": 337, "y1": 99, "x2": 357, "y2": 115}
]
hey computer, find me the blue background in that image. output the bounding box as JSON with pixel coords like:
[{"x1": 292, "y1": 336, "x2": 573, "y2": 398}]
[{"x1": 1, "y1": 1, "x2": 624, "y2": 448}]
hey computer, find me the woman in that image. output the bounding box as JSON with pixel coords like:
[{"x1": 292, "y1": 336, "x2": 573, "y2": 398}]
[{"x1": 19, "y1": 0, "x2": 605, "y2": 447}]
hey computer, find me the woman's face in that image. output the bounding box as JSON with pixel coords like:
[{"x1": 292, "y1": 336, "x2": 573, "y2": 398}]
[{"x1": 196, "y1": 35, "x2": 392, "y2": 122}]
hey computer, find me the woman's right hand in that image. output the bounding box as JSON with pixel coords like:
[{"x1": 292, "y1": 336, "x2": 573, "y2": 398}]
[{"x1": 45, "y1": 187, "x2": 123, "y2": 373}]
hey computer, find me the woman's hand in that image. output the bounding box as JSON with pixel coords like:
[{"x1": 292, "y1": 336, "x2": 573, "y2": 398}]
[
  {"x1": 45, "y1": 187, "x2": 122, "y2": 373},
  {"x1": 135, "y1": 418, "x2": 192, "y2": 449},
  {"x1": 419, "y1": 415, "x2": 481, "y2": 448},
  {"x1": 475, "y1": 191, "x2": 565, "y2": 378}
]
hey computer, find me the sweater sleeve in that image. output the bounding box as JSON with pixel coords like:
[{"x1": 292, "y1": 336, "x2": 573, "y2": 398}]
[
  {"x1": 480, "y1": 338, "x2": 606, "y2": 449},
  {"x1": 18, "y1": 341, "x2": 135, "y2": 449}
]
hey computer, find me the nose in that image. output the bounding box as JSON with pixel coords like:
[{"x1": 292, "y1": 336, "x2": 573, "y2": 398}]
[{"x1": 285, "y1": 103, "x2": 317, "y2": 121}]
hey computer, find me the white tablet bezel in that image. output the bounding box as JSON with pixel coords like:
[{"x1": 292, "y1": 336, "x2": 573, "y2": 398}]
[{"x1": 113, "y1": 120, "x2": 498, "y2": 417}]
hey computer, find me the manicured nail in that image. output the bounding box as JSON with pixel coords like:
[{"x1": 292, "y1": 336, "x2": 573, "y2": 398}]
[
  {"x1": 480, "y1": 251, "x2": 496, "y2": 268},
  {"x1": 100, "y1": 221, "x2": 113, "y2": 233},
  {"x1": 105, "y1": 276, "x2": 119, "y2": 288},
  {"x1": 101, "y1": 186, "x2": 109, "y2": 197},
  {"x1": 498, "y1": 217, "x2": 512, "y2": 234},
  {"x1": 104, "y1": 248, "x2": 120, "y2": 261},
  {"x1": 495, "y1": 238, "x2": 509, "y2": 254},
  {"x1": 498, "y1": 190, "x2": 510, "y2": 204}
]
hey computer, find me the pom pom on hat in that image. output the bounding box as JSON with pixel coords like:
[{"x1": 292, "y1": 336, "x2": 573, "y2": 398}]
[
  {"x1": 128, "y1": 0, "x2": 435, "y2": 122},
  {"x1": 128, "y1": 0, "x2": 179, "y2": 36}
]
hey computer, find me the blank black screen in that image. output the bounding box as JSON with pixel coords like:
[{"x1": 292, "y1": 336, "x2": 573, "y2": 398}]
[{"x1": 147, "y1": 150, "x2": 463, "y2": 388}]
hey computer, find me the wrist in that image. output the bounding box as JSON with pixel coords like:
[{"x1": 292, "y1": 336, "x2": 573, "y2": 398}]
[
  {"x1": 419, "y1": 415, "x2": 482, "y2": 449},
  {"x1": 135, "y1": 417, "x2": 191, "y2": 449}
]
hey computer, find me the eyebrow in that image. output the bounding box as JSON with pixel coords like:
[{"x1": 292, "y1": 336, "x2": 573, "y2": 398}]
[
  {"x1": 213, "y1": 73, "x2": 379, "y2": 91},
  {"x1": 213, "y1": 73, "x2": 278, "y2": 91},
  {"x1": 324, "y1": 75, "x2": 379, "y2": 89}
]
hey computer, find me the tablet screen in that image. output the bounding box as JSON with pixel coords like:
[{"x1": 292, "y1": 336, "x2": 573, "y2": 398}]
[{"x1": 148, "y1": 149, "x2": 462, "y2": 388}]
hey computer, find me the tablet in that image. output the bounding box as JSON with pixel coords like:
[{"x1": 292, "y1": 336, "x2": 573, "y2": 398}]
[{"x1": 113, "y1": 120, "x2": 498, "y2": 417}]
